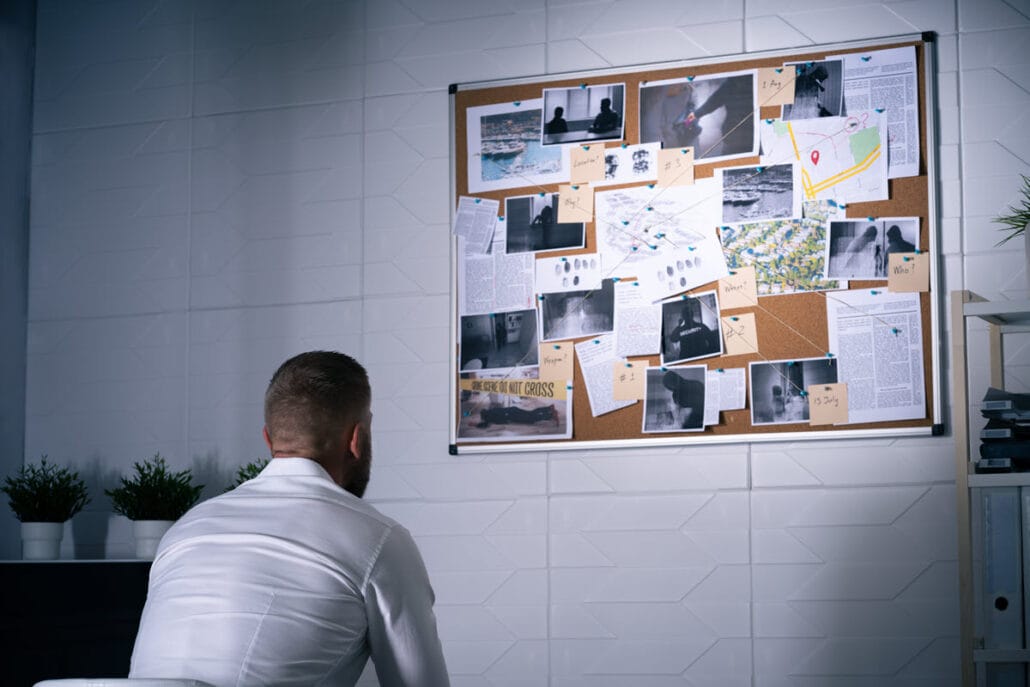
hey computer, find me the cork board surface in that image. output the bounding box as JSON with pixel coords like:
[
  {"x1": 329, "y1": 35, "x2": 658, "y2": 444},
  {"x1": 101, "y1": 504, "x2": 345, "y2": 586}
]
[{"x1": 451, "y1": 37, "x2": 937, "y2": 449}]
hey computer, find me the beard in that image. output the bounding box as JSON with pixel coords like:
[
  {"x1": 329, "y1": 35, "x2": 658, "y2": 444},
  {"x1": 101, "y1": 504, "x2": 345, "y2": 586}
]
[{"x1": 343, "y1": 425, "x2": 372, "y2": 498}]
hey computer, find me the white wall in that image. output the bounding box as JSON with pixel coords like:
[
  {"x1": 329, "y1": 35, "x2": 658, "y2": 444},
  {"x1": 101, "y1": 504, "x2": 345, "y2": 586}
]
[
  {"x1": 0, "y1": 0, "x2": 35, "y2": 561},
  {"x1": 17, "y1": 0, "x2": 1030, "y2": 684}
]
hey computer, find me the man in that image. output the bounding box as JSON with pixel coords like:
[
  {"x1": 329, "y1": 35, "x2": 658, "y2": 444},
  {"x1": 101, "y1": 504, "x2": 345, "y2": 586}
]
[
  {"x1": 666, "y1": 302, "x2": 716, "y2": 362},
  {"x1": 588, "y1": 97, "x2": 621, "y2": 134},
  {"x1": 544, "y1": 106, "x2": 568, "y2": 135},
  {"x1": 130, "y1": 351, "x2": 449, "y2": 687}
]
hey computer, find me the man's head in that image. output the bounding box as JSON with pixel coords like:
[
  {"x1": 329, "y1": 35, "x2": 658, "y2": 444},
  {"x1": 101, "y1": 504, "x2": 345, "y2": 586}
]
[
  {"x1": 554, "y1": 106, "x2": 564, "y2": 117},
  {"x1": 600, "y1": 97, "x2": 612, "y2": 112},
  {"x1": 263, "y1": 351, "x2": 372, "y2": 497}
]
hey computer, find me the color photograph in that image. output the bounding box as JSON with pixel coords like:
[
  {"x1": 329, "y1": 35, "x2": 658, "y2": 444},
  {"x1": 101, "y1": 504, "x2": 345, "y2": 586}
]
[
  {"x1": 466, "y1": 99, "x2": 570, "y2": 193},
  {"x1": 640, "y1": 71, "x2": 757, "y2": 161},
  {"x1": 457, "y1": 369, "x2": 572, "y2": 442}
]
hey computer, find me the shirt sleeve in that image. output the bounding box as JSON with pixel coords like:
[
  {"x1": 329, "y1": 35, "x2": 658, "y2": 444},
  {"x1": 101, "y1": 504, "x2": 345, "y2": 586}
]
[{"x1": 364, "y1": 525, "x2": 450, "y2": 687}]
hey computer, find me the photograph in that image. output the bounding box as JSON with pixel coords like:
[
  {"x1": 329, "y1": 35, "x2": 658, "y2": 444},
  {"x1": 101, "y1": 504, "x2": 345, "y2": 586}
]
[
  {"x1": 639, "y1": 71, "x2": 757, "y2": 161},
  {"x1": 660, "y1": 291, "x2": 723, "y2": 364},
  {"x1": 505, "y1": 193, "x2": 586, "y2": 254},
  {"x1": 541, "y1": 83, "x2": 626, "y2": 145},
  {"x1": 460, "y1": 309, "x2": 539, "y2": 372},
  {"x1": 642, "y1": 366, "x2": 707, "y2": 433},
  {"x1": 782, "y1": 59, "x2": 845, "y2": 120},
  {"x1": 466, "y1": 99, "x2": 570, "y2": 193},
  {"x1": 720, "y1": 162, "x2": 799, "y2": 224},
  {"x1": 720, "y1": 216, "x2": 843, "y2": 295},
  {"x1": 457, "y1": 369, "x2": 572, "y2": 442},
  {"x1": 593, "y1": 143, "x2": 659, "y2": 187},
  {"x1": 539, "y1": 278, "x2": 615, "y2": 342},
  {"x1": 750, "y1": 357, "x2": 839, "y2": 425},
  {"x1": 825, "y1": 217, "x2": 919, "y2": 280}
]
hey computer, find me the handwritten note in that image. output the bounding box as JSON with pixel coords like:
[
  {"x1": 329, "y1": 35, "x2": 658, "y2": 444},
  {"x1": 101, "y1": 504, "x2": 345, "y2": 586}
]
[
  {"x1": 718, "y1": 265, "x2": 758, "y2": 310},
  {"x1": 808, "y1": 382, "x2": 849, "y2": 425},
  {"x1": 721, "y1": 312, "x2": 758, "y2": 356},
  {"x1": 887, "y1": 252, "x2": 928, "y2": 292},
  {"x1": 613, "y1": 360, "x2": 646, "y2": 400},
  {"x1": 539, "y1": 341, "x2": 573, "y2": 382},
  {"x1": 558, "y1": 184, "x2": 593, "y2": 223},
  {"x1": 758, "y1": 67, "x2": 795, "y2": 107},
  {"x1": 657, "y1": 147, "x2": 694, "y2": 187},
  {"x1": 570, "y1": 145, "x2": 605, "y2": 184}
]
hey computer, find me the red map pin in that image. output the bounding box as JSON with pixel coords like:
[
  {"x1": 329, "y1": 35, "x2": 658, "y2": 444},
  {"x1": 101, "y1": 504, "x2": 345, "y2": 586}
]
[{"x1": 810, "y1": 149, "x2": 820, "y2": 165}]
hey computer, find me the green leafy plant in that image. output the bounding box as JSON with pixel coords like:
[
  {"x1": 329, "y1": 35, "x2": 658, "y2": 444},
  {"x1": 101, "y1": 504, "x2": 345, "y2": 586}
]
[
  {"x1": 225, "y1": 458, "x2": 269, "y2": 492},
  {"x1": 994, "y1": 174, "x2": 1030, "y2": 245},
  {"x1": 106, "y1": 454, "x2": 203, "y2": 521},
  {"x1": 1, "y1": 456, "x2": 90, "y2": 522}
]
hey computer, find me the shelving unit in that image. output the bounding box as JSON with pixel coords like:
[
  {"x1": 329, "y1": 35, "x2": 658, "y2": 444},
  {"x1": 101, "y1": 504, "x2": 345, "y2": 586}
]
[{"x1": 953, "y1": 290, "x2": 1030, "y2": 687}]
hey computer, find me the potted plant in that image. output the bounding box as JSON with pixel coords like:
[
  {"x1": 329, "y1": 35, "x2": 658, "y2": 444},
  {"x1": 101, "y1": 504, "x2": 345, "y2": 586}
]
[
  {"x1": 225, "y1": 458, "x2": 269, "y2": 492},
  {"x1": 1, "y1": 456, "x2": 90, "y2": 560},
  {"x1": 994, "y1": 173, "x2": 1030, "y2": 246},
  {"x1": 106, "y1": 454, "x2": 203, "y2": 559}
]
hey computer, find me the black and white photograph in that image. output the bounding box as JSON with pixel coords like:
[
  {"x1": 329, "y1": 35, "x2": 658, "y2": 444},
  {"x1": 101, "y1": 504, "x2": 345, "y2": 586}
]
[
  {"x1": 460, "y1": 309, "x2": 539, "y2": 372},
  {"x1": 720, "y1": 162, "x2": 800, "y2": 224},
  {"x1": 639, "y1": 71, "x2": 757, "y2": 161},
  {"x1": 505, "y1": 193, "x2": 586, "y2": 254},
  {"x1": 466, "y1": 99, "x2": 570, "y2": 194},
  {"x1": 538, "y1": 278, "x2": 615, "y2": 342},
  {"x1": 825, "y1": 217, "x2": 919, "y2": 279},
  {"x1": 782, "y1": 59, "x2": 845, "y2": 120},
  {"x1": 642, "y1": 366, "x2": 707, "y2": 433},
  {"x1": 593, "y1": 143, "x2": 659, "y2": 187},
  {"x1": 660, "y1": 291, "x2": 723, "y2": 365},
  {"x1": 541, "y1": 83, "x2": 625, "y2": 146},
  {"x1": 457, "y1": 368, "x2": 571, "y2": 443},
  {"x1": 750, "y1": 357, "x2": 839, "y2": 425}
]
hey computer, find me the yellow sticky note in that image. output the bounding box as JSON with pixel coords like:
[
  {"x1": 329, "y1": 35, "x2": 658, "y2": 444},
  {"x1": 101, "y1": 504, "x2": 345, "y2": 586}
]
[
  {"x1": 887, "y1": 253, "x2": 928, "y2": 292},
  {"x1": 558, "y1": 184, "x2": 593, "y2": 223},
  {"x1": 758, "y1": 67, "x2": 796, "y2": 107},
  {"x1": 721, "y1": 312, "x2": 758, "y2": 356},
  {"x1": 613, "y1": 360, "x2": 645, "y2": 400},
  {"x1": 539, "y1": 341, "x2": 574, "y2": 382},
  {"x1": 718, "y1": 266, "x2": 758, "y2": 310},
  {"x1": 657, "y1": 147, "x2": 694, "y2": 187},
  {"x1": 808, "y1": 383, "x2": 849, "y2": 426},
  {"x1": 570, "y1": 145, "x2": 605, "y2": 184}
]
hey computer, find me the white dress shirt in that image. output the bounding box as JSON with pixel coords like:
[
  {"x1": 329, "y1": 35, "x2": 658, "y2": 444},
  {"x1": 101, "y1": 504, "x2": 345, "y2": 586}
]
[{"x1": 130, "y1": 458, "x2": 449, "y2": 687}]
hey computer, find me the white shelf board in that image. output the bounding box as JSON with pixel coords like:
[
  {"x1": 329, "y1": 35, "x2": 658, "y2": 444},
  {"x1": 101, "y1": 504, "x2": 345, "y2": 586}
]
[
  {"x1": 963, "y1": 299, "x2": 1030, "y2": 330},
  {"x1": 968, "y1": 472, "x2": 1030, "y2": 487},
  {"x1": 974, "y1": 648, "x2": 1030, "y2": 663}
]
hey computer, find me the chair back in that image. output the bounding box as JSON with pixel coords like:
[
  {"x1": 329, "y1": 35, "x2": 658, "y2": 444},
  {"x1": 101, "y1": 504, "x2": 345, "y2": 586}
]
[{"x1": 34, "y1": 680, "x2": 215, "y2": 687}]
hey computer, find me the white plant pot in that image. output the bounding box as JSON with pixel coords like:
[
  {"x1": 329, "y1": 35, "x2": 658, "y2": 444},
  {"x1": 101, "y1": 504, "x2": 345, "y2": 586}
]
[
  {"x1": 133, "y1": 519, "x2": 174, "y2": 560},
  {"x1": 21, "y1": 521, "x2": 64, "y2": 560}
]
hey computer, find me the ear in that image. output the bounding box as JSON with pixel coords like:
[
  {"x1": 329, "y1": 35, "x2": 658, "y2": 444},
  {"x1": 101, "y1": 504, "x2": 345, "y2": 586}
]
[
  {"x1": 347, "y1": 422, "x2": 363, "y2": 460},
  {"x1": 262, "y1": 426, "x2": 273, "y2": 452}
]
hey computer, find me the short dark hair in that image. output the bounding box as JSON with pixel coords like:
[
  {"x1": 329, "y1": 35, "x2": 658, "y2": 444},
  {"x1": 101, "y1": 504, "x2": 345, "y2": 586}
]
[{"x1": 264, "y1": 351, "x2": 371, "y2": 458}]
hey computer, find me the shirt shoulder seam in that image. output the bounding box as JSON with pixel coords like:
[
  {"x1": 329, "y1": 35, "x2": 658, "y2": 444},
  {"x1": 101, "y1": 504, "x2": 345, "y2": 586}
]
[{"x1": 360, "y1": 522, "x2": 397, "y2": 594}]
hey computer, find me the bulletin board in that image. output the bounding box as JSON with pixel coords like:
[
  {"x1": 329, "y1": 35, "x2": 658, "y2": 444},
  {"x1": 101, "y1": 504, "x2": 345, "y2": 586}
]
[{"x1": 448, "y1": 33, "x2": 942, "y2": 454}]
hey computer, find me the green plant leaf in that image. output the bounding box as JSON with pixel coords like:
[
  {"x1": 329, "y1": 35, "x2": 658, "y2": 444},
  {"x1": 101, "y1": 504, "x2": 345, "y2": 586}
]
[
  {"x1": 1, "y1": 455, "x2": 91, "y2": 522},
  {"x1": 105, "y1": 453, "x2": 203, "y2": 521}
]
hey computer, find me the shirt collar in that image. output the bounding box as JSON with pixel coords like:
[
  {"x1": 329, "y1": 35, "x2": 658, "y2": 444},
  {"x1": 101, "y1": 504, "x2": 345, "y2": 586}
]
[{"x1": 259, "y1": 457, "x2": 335, "y2": 483}]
